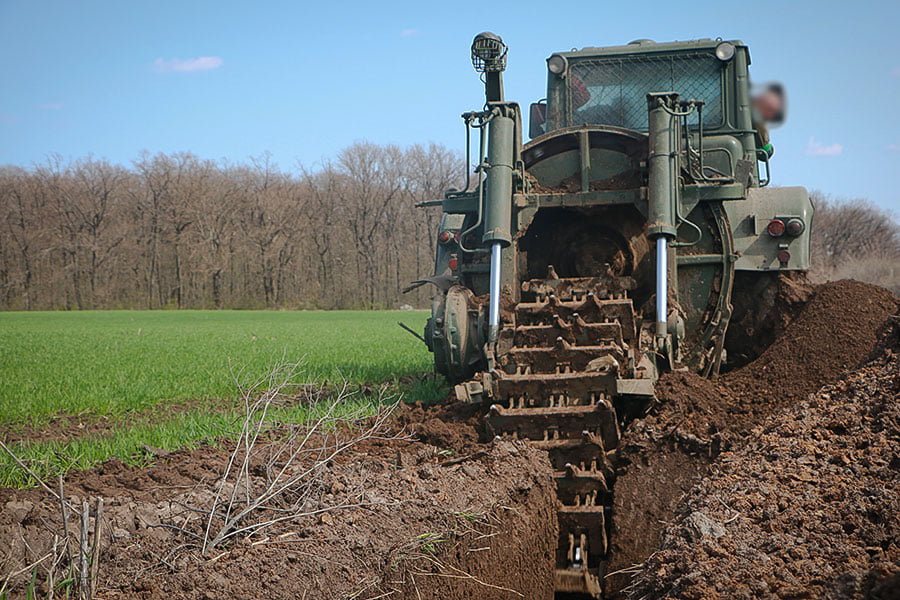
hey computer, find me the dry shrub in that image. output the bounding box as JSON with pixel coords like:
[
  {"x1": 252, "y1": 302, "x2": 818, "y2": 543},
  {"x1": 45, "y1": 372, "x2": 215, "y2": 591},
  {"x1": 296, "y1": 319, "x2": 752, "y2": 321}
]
[{"x1": 809, "y1": 192, "x2": 900, "y2": 294}]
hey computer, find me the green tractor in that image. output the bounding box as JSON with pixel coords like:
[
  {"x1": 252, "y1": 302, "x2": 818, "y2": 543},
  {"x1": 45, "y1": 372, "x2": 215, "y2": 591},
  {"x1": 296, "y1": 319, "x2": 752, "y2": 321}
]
[{"x1": 416, "y1": 34, "x2": 812, "y2": 597}]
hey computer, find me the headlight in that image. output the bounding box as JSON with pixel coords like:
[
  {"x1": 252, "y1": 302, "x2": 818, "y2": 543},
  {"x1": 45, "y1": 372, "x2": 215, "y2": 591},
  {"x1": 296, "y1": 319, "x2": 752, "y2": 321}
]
[
  {"x1": 715, "y1": 42, "x2": 736, "y2": 61},
  {"x1": 547, "y1": 53, "x2": 568, "y2": 76},
  {"x1": 471, "y1": 32, "x2": 507, "y2": 73}
]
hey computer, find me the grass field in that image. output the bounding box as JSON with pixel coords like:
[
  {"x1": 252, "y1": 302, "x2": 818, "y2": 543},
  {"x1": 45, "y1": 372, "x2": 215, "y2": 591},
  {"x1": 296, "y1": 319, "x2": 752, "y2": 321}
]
[{"x1": 0, "y1": 310, "x2": 442, "y2": 487}]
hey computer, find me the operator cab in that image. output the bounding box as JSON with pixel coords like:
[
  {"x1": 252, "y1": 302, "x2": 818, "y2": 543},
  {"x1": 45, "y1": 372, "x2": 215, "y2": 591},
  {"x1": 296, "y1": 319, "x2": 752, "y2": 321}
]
[{"x1": 530, "y1": 38, "x2": 742, "y2": 138}]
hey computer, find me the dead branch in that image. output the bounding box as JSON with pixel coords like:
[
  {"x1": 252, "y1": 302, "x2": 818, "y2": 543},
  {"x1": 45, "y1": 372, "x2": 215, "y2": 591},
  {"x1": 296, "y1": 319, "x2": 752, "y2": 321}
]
[
  {"x1": 193, "y1": 361, "x2": 412, "y2": 554},
  {"x1": 79, "y1": 501, "x2": 90, "y2": 600},
  {"x1": 89, "y1": 498, "x2": 103, "y2": 598}
]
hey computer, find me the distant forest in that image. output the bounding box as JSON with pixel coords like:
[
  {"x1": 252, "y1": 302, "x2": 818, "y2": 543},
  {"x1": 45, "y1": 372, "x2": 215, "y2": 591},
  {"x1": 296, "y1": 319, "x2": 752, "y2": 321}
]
[
  {"x1": 0, "y1": 143, "x2": 461, "y2": 310},
  {"x1": 0, "y1": 146, "x2": 897, "y2": 311}
]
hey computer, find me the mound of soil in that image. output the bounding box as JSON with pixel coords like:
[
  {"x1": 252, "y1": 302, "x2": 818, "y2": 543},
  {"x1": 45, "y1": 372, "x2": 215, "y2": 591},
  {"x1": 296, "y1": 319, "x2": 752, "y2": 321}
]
[
  {"x1": 726, "y1": 271, "x2": 813, "y2": 369},
  {"x1": 723, "y1": 279, "x2": 899, "y2": 423},
  {"x1": 0, "y1": 408, "x2": 557, "y2": 600},
  {"x1": 629, "y1": 324, "x2": 900, "y2": 599},
  {"x1": 605, "y1": 280, "x2": 899, "y2": 597}
]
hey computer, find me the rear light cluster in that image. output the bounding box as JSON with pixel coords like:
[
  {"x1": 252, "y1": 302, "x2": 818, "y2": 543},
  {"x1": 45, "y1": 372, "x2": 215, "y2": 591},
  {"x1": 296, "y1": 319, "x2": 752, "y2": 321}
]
[
  {"x1": 439, "y1": 229, "x2": 460, "y2": 244},
  {"x1": 767, "y1": 218, "x2": 805, "y2": 238},
  {"x1": 766, "y1": 218, "x2": 804, "y2": 267},
  {"x1": 448, "y1": 257, "x2": 459, "y2": 271}
]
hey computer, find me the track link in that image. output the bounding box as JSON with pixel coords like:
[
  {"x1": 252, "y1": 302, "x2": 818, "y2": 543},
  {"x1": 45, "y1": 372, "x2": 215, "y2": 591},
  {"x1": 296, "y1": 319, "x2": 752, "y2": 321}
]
[{"x1": 485, "y1": 277, "x2": 654, "y2": 597}]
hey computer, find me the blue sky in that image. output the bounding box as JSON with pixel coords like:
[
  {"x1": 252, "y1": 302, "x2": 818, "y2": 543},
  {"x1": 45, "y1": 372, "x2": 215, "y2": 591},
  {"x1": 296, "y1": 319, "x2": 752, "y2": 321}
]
[{"x1": 1, "y1": 0, "x2": 898, "y2": 212}]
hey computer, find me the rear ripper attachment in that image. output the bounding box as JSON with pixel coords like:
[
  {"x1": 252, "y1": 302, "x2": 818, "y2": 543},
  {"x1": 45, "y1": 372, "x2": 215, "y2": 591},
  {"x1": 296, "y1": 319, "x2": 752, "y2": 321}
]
[{"x1": 413, "y1": 33, "x2": 813, "y2": 597}]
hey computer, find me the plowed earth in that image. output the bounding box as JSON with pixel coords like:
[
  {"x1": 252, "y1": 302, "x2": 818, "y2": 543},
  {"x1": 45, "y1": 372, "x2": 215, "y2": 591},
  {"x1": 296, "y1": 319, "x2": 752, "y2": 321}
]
[
  {"x1": 608, "y1": 279, "x2": 900, "y2": 598},
  {"x1": 2, "y1": 278, "x2": 898, "y2": 600},
  {"x1": 1, "y1": 421, "x2": 557, "y2": 599}
]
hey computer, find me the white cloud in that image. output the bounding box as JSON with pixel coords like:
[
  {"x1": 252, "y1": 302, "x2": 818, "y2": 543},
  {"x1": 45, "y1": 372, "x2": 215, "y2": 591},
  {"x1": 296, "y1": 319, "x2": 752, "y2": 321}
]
[
  {"x1": 805, "y1": 136, "x2": 843, "y2": 157},
  {"x1": 400, "y1": 28, "x2": 419, "y2": 37},
  {"x1": 152, "y1": 56, "x2": 223, "y2": 73},
  {"x1": 39, "y1": 103, "x2": 63, "y2": 110}
]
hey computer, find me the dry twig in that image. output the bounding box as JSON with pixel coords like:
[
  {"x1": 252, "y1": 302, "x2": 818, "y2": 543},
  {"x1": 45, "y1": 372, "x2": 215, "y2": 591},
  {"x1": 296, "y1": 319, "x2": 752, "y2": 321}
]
[{"x1": 194, "y1": 361, "x2": 411, "y2": 554}]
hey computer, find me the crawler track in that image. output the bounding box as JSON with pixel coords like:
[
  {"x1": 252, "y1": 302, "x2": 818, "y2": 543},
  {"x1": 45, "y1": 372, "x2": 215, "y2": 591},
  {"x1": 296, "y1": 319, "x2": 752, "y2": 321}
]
[{"x1": 485, "y1": 277, "x2": 654, "y2": 597}]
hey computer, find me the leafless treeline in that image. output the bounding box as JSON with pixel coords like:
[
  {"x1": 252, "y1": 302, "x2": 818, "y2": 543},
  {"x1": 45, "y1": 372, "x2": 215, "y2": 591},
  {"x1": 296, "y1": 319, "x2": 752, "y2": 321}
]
[
  {"x1": 2, "y1": 153, "x2": 897, "y2": 312},
  {"x1": 0, "y1": 143, "x2": 462, "y2": 310}
]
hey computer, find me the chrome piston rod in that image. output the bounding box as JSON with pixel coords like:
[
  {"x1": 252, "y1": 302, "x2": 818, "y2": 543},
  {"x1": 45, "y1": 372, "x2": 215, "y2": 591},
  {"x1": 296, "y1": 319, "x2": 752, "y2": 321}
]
[
  {"x1": 656, "y1": 237, "x2": 668, "y2": 337},
  {"x1": 489, "y1": 241, "x2": 502, "y2": 344}
]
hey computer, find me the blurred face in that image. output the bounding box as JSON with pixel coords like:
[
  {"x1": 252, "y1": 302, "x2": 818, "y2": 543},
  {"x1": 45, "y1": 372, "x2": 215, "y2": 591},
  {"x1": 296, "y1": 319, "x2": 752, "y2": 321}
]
[{"x1": 754, "y1": 89, "x2": 783, "y2": 122}]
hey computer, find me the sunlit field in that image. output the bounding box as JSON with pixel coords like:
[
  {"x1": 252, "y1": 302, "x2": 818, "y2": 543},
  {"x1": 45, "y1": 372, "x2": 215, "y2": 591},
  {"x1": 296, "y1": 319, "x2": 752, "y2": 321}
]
[{"x1": 0, "y1": 310, "x2": 444, "y2": 486}]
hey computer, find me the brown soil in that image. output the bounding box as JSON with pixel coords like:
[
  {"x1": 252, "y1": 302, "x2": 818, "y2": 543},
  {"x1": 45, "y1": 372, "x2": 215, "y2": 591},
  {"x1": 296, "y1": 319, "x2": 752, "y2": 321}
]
[
  {"x1": 629, "y1": 321, "x2": 900, "y2": 599},
  {"x1": 725, "y1": 271, "x2": 813, "y2": 369},
  {"x1": 0, "y1": 406, "x2": 557, "y2": 600},
  {"x1": 525, "y1": 169, "x2": 642, "y2": 194},
  {"x1": 605, "y1": 280, "x2": 899, "y2": 597}
]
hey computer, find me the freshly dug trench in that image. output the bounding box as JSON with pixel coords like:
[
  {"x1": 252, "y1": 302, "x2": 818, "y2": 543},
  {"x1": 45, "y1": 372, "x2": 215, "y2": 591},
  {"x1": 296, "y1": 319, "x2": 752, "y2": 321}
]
[
  {"x1": 628, "y1": 320, "x2": 900, "y2": 599},
  {"x1": 0, "y1": 411, "x2": 558, "y2": 600},
  {"x1": 605, "y1": 280, "x2": 900, "y2": 597}
]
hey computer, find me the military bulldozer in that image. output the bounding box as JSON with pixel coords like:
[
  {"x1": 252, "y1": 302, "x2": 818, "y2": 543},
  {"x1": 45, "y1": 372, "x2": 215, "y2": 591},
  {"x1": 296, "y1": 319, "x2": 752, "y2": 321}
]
[{"x1": 415, "y1": 34, "x2": 812, "y2": 597}]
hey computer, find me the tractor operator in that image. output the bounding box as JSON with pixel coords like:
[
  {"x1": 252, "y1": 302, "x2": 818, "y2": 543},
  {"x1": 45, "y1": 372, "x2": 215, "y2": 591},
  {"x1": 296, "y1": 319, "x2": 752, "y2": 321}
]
[{"x1": 752, "y1": 82, "x2": 785, "y2": 157}]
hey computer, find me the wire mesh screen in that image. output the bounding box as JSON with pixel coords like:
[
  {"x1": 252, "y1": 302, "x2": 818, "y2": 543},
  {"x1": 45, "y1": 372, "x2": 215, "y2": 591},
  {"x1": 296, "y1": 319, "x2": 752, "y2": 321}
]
[{"x1": 568, "y1": 53, "x2": 723, "y2": 130}]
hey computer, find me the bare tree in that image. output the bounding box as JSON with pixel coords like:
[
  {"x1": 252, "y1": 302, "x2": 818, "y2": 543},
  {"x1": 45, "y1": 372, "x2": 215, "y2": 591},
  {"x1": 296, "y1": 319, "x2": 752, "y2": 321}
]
[
  {"x1": 193, "y1": 167, "x2": 240, "y2": 308},
  {"x1": 337, "y1": 142, "x2": 406, "y2": 308},
  {"x1": 809, "y1": 191, "x2": 900, "y2": 293},
  {"x1": 0, "y1": 142, "x2": 464, "y2": 310},
  {"x1": 132, "y1": 152, "x2": 172, "y2": 308},
  {"x1": 810, "y1": 191, "x2": 900, "y2": 270},
  {"x1": 1, "y1": 167, "x2": 42, "y2": 309},
  {"x1": 69, "y1": 158, "x2": 127, "y2": 306}
]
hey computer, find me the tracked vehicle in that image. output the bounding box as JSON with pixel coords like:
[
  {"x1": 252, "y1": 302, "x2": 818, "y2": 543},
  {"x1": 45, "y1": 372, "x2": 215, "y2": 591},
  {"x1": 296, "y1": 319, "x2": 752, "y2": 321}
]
[{"x1": 416, "y1": 34, "x2": 812, "y2": 597}]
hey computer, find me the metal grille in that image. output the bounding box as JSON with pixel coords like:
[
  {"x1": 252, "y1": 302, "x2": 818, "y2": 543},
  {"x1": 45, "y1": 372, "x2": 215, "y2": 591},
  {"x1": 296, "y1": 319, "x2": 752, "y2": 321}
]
[{"x1": 568, "y1": 53, "x2": 723, "y2": 130}]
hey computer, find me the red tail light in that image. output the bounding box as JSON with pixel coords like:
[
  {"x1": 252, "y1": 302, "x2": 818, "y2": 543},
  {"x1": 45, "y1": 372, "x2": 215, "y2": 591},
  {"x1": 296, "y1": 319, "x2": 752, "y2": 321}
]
[
  {"x1": 439, "y1": 231, "x2": 451, "y2": 243},
  {"x1": 448, "y1": 257, "x2": 459, "y2": 270},
  {"x1": 767, "y1": 219, "x2": 786, "y2": 237}
]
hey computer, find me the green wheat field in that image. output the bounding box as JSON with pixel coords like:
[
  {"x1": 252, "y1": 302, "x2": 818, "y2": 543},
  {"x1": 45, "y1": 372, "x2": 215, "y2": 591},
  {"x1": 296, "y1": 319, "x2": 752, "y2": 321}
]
[{"x1": 0, "y1": 310, "x2": 441, "y2": 487}]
